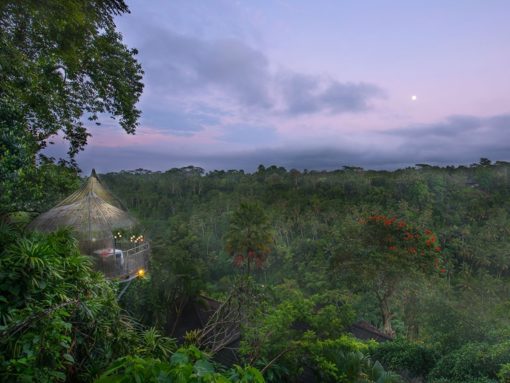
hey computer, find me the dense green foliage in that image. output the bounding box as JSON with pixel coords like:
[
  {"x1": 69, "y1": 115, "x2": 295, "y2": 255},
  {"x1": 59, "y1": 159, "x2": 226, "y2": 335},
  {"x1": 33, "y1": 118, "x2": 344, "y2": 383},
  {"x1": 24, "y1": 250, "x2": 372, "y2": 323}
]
[
  {"x1": 2, "y1": 1, "x2": 510, "y2": 382},
  {"x1": 369, "y1": 339, "x2": 438, "y2": 378},
  {"x1": 104, "y1": 161, "x2": 510, "y2": 382},
  {"x1": 0, "y1": 226, "x2": 265, "y2": 382},
  {"x1": 0, "y1": 0, "x2": 143, "y2": 156},
  {"x1": 237, "y1": 284, "x2": 399, "y2": 382},
  {"x1": 0, "y1": 0, "x2": 143, "y2": 214},
  {"x1": 0, "y1": 226, "x2": 172, "y2": 382},
  {"x1": 96, "y1": 346, "x2": 264, "y2": 383}
]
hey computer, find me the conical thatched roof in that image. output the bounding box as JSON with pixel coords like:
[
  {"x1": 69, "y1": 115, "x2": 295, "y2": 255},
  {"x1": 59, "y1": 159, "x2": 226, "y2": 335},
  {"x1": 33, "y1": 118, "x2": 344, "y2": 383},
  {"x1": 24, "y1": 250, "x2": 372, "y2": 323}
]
[
  {"x1": 28, "y1": 170, "x2": 137, "y2": 254},
  {"x1": 55, "y1": 169, "x2": 125, "y2": 210}
]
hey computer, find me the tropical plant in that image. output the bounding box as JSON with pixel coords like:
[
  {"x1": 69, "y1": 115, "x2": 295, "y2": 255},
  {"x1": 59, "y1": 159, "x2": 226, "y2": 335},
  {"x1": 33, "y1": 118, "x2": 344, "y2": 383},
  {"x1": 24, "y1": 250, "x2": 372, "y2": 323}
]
[
  {"x1": 0, "y1": 226, "x2": 174, "y2": 382},
  {"x1": 307, "y1": 336, "x2": 401, "y2": 383},
  {"x1": 95, "y1": 346, "x2": 265, "y2": 383}
]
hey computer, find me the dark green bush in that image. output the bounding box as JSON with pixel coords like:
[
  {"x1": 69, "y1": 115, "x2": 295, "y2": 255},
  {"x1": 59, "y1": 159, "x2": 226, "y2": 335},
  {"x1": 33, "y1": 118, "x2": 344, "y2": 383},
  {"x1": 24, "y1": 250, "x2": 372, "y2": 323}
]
[
  {"x1": 428, "y1": 341, "x2": 510, "y2": 383},
  {"x1": 498, "y1": 363, "x2": 510, "y2": 383},
  {"x1": 370, "y1": 338, "x2": 438, "y2": 378}
]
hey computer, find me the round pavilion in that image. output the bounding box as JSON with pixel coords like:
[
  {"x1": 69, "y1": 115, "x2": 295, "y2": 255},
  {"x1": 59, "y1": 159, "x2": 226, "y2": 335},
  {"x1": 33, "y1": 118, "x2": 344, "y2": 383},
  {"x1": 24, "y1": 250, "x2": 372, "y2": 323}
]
[{"x1": 28, "y1": 169, "x2": 149, "y2": 279}]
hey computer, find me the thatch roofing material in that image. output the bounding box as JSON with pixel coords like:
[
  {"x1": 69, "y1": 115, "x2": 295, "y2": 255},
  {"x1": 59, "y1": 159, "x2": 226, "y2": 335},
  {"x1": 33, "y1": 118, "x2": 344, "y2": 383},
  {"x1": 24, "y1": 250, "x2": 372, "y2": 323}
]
[
  {"x1": 28, "y1": 170, "x2": 136, "y2": 253},
  {"x1": 55, "y1": 169, "x2": 125, "y2": 209}
]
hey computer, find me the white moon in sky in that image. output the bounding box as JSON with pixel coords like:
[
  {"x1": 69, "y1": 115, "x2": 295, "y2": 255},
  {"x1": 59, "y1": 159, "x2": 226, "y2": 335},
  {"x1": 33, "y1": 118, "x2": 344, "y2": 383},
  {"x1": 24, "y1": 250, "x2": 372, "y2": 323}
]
[{"x1": 411, "y1": 95, "x2": 417, "y2": 101}]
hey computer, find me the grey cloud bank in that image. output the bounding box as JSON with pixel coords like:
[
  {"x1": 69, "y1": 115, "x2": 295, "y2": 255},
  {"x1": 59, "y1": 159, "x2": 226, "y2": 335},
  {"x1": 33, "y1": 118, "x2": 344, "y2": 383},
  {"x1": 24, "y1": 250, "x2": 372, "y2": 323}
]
[
  {"x1": 387, "y1": 115, "x2": 510, "y2": 138},
  {"x1": 387, "y1": 114, "x2": 510, "y2": 156},
  {"x1": 74, "y1": 113, "x2": 510, "y2": 174},
  {"x1": 137, "y1": 26, "x2": 384, "y2": 118},
  {"x1": 142, "y1": 29, "x2": 272, "y2": 108},
  {"x1": 141, "y1": 108, "x2": 213, "y2": 136},
  {"x1": 280, "y1": 73, "x2": 385, "y2": 115}
]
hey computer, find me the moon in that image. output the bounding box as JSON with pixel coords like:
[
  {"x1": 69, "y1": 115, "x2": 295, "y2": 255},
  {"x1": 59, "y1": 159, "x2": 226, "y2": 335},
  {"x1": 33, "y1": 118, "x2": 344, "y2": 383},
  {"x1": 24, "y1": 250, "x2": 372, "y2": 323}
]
[{"x1": 411, "y1": 95, "x2": 417, "y2": 101}]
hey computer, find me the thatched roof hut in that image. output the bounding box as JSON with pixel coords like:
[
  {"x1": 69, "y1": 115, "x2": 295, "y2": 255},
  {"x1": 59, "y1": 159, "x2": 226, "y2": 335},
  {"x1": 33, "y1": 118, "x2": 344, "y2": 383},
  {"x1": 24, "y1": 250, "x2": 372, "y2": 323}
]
[{"x1": 29, "y1": 169, "x2": 136, "y2": 253}]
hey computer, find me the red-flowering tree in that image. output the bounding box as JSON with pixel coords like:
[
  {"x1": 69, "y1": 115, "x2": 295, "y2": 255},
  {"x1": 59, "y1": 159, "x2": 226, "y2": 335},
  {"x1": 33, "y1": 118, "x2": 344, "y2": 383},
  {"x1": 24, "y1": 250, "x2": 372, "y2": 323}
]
[{"x1": 334, "y1": 214, "x2": 446, "y2": 336}]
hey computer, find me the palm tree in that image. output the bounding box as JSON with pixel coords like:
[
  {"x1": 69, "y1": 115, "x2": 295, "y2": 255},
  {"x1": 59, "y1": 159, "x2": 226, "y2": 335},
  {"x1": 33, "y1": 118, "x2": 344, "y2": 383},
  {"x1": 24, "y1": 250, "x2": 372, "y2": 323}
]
[{"x1": 225, "y1": 202, "x2": 273, "y2": 275}]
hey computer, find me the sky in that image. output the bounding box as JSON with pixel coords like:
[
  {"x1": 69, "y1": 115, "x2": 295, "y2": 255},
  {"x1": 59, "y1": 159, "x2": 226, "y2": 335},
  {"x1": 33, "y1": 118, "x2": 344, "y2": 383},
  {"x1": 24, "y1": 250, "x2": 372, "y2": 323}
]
[{"x1": 64, "y1": 0, "x2": 510, "y2": 173}]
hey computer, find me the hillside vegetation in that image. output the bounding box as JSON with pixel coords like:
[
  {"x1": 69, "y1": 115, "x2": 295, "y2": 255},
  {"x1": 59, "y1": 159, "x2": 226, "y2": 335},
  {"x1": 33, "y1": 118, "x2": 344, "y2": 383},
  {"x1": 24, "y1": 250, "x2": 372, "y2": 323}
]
[
  {"x1": 2, "y1": 0, "x2": 510, "y2": 381},
  {"x1": 99, "y1": 160, "x2": 510, "y2": 382}
]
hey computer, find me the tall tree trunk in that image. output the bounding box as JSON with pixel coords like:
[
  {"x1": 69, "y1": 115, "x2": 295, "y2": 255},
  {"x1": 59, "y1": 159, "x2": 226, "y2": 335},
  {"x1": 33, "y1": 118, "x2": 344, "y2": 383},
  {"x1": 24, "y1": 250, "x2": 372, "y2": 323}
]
[
  {"x1": 376, "y1": 290, "x2": 395, "y2": 337},
  {"x1": 381, "y1": 303, "x2": 395, "y2": 337}
]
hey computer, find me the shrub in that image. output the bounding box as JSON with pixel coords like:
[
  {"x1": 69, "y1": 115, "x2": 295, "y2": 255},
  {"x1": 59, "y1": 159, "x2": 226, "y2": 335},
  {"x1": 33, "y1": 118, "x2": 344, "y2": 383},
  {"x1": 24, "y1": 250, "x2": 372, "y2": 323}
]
[
  {"x1": 307, "y1": 336, "x2": 401, "y2": 383},
  {"x1": 95, "y1": 346, "x2": 264, "y2": 383},
  {"x1": 428, "y1": 341, "x2": 510, "y2": 383},
  {"x1": 0, "y1": 227, "x2": 175, "y2": 382},
  {"x1": 497, "y1": 363, "x2": 510, "y2": 383},
  {"x1": 370, "y1": 338, "x2": 438, "y2": 378}
]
